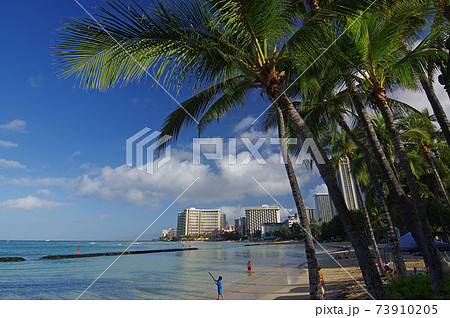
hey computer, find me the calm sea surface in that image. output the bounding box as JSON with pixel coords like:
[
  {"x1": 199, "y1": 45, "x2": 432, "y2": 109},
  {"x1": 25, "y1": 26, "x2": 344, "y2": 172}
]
[{"x1": 0, "y1": 240, "x2": 318, "y2": 300}]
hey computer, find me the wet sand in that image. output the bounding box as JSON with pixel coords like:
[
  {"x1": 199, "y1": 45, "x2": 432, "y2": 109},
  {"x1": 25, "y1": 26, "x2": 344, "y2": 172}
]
[{"x1": 227, "y1": 243, "x2": 427, "y2": 300}]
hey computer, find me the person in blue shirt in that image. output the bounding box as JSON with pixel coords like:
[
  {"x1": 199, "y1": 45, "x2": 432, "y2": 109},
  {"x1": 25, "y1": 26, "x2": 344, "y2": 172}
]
[{"x1": 214, "y1": 276, "x2": 224, "y2": 300}]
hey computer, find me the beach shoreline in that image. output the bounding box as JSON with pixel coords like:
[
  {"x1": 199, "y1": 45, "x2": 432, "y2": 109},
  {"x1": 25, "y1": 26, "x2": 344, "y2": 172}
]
[
  {"x1": 227, "y1": 243, "x2": 345, "y2": 300},
  {"x1": 227, "y1": 242, "x2": 427, "y2": 300}
]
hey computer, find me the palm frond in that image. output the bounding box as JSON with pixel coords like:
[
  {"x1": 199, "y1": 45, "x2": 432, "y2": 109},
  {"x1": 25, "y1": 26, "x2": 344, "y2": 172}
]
[{"x1": 157, "y1": 76, "x2": 245, "y2": 150}]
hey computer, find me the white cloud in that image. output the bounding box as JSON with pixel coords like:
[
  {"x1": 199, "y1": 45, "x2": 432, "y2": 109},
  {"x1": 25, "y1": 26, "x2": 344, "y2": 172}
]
[
  {"x1": 311, "y1": 183, "x2": 328, "y2": 194},
  {"x1": 217, "y1": 205, "x2": 245, "y2": 221},
  {"x1": 390, "y1": 75, "x2": 450, "y2": 118},
  {"x1": 71, "y1": 146, "x2": 314, "y2": 209},
  {"x1": 280, "y1": 207, "x2": 295, "y2": 221},
  {"x1": 0, "y1": 196, "x2": 66, "y2": 211},
  {"x1": 69, "y1": 151, "x2": 82, "y2": 161},
  {"x1": 0, "y1": 119, "x2": 28, "y2": 133},
  {"x1": 35, "y1": 189, "x2": 55, "y2": 197},
  {"x1": 0, "y1": 140, "x2": 18, "y2": 148},
  {"x1": 304, "y1": 183, "x2": 328, "y2": 210},
  {"x1": 0, "y1": 159, "x2": 27, "y2": 169},
  {"x1": 10, "y1": 177, "x2": 67, "y2": 186},
  {"x1": 28, "y1": 75, "x2": 43, "y2": 88},
  {"x1": 234, "y1": 116, "x2": 256, "y2": 132}
]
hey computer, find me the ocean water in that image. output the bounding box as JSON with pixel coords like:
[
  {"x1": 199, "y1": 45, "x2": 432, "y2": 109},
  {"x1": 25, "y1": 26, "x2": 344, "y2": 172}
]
[{"x1": 0, "y1": 240, "x2": 312, "y2": 300}]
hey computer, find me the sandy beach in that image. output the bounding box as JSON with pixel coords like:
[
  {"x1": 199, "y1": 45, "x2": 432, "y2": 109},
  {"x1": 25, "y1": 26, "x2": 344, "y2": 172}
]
[{"x1": 227, "y1": 243, "x2": 427, "y2": 300}]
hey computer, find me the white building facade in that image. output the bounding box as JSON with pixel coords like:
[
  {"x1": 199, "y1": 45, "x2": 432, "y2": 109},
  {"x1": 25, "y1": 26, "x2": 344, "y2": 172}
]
[
  {"x1": 336, "y1": 157, "x2": 360, "y2": 211},
  {"x1": 245, "y1": 205, "x2": 280, "y2": 235},
  {"x1": 177, "y1": 208, "x2": 226, "y2": 236},
  {"x1": 314, "y1": 193, "x2": 336, "y2": 224}
]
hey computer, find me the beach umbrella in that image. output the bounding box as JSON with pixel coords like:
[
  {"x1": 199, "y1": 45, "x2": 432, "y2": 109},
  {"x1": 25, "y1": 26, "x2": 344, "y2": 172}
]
[{"x1": 384, "y1": 232, "x2": 450, "y2": 253}]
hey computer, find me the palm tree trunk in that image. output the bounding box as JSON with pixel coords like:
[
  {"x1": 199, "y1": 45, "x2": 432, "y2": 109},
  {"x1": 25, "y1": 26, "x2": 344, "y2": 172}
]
[
  {"x1": 420, "y1": 76, "x2": 450, "y2": 146},
  {"x1": 433, "y1": 194, "x2": 450, "y2": 244},
  {"x1": 354, "y1": 177, "x2": 387, "y2": 277},
  {"x1": 389, "y1": 159, "x2": 401, "y2": 185},
  {"x1": 422, "y1": 145, "x2": 450, "y2": 212},
  {"x1": 374, "y1": 92, "x2": 444, "y2": 296},
  {"x1": 438, "y1": 37, "x2": 450, "y2": 101},
  {"x1": 276, "y1": 106, "x2": 322, "y2": 299},
  {"x1": 351, "y1": 87, "x2": 433, "y2": 271},
  {"x1": 338, "y1": 119, "x2": 407, "y2": 279},
  {"x1": 403, "y1": 42, "x2": 450, "y2": 146},
  {"x1": 271, "y1": 89, "x2": 386, "y2": 299}
]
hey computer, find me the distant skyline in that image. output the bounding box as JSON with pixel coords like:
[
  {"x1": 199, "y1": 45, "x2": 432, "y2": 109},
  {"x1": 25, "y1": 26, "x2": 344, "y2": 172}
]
[{"x1": 1, "y1": 0, "x2": 448, "y2": 240}]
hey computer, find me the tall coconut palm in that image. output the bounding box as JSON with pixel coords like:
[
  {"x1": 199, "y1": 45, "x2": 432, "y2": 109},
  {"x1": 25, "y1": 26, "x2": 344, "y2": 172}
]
[
  {"x1": 327, "y1": 127, "x2": 386, "y2": 277},
  {"x1": 401, "y1": 17, "x2": 450, "y2": 147},
  {"x1": 337, "y1": 119, "x2": 408, "y2": 279},
  {"x1": 285, "y1": 64, "x2": 410, "y2": 280},
  {"x1": 300, "y1": 1, "x2": 447, "y2": 293},
  {"x1": 434, "y1": 0, "x2": 450, "y2": 100},
  {"x1": 283, "y1": 89, "x2": 407, "y2": 278},
  {"x1": 262, "y1": 104, "x2": 323, "y2": 298},
  {"x1": 399, "y1": 110, "x2": 450, "y2": 211},
  {"x1": 417, "y1": 71, "x2": 450, "y2": 147},
  {"x1": 275, "y1": 106, "x2": 322, "y2": 299},
  {"x1": 52, "y1": 0, "x2": 386, "y2": 298}
]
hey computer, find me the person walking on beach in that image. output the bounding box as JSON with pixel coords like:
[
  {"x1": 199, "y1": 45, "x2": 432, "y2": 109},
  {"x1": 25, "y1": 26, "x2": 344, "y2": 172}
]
[
  {"x1": 247, "y1": 260, "x2": 252, "y2": 273},
  {"x1": 318, "y1": 267, "x2": 325, "y2": 299},
  {"x1": 214, "y1": 276, "x2": 224, "y2": 300}
]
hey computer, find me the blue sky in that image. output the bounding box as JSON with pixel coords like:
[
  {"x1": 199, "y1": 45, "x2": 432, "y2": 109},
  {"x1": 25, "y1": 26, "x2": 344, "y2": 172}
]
[{"x1": 1, "y1": 0, "x2": 448, "y2": 240}]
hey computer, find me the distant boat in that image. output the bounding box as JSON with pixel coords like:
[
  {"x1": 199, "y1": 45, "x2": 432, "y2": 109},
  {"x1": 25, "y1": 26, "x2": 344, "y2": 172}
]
[
  {"x1": 89, "y1": 242, "x2": 95, "y2": 245},
  {"x1": 45, "y1": 240, "x2": 50, "y2": 242}
]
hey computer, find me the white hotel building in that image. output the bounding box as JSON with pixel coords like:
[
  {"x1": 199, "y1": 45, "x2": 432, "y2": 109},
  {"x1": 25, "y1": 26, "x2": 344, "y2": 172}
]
[
  {"x1": 245, "y1": 205, "x2": 280, "y2": 235},
  {"x1": 177, "y1": 208, "x2": 226, "y2": 236},
  {"x1": 336, "y1": 157, "x2": 360, "y2": 211},
  {"x1": 314, "y1": 158, "x2": 360, "y2": 224}
]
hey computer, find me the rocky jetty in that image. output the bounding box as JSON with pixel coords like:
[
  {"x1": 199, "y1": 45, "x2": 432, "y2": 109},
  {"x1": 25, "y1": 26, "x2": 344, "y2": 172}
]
[
  {"x1": 40, "y1": 247, "x2": 198, "y2": 260},
  {"x1": 0, "y1": 257, "x2": 26, "y2": 262}
]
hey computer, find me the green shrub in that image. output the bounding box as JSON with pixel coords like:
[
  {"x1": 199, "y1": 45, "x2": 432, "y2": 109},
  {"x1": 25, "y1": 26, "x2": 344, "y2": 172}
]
[{"x1": 386, "y1": 274, "x2": 450, "y2": 300}]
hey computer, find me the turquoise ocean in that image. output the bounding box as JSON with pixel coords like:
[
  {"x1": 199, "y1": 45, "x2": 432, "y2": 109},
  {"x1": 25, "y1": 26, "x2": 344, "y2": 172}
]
[{"x1": 0, "y1": 240, "x2": 314, "y2": 300}]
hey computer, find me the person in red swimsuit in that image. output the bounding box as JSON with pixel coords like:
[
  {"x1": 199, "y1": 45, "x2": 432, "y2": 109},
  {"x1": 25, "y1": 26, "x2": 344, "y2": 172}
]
[{"x1": 247, "y1": 260, "x2": 252, "y2": 273}]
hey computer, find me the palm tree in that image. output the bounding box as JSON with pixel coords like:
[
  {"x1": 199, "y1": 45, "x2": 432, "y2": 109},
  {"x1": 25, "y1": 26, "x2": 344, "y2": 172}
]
[
  {"x1": 275, "y1": 106, "x2": 322, "y2": 299},
  {"x1": 434, "y1": 0, "x2": 450, "y2": 101},
  {"x1": 417, "y1": 70, "x2": 450, "y2": 147},
  {"x1": 52, "y1": 0, "x2": 386, "y2": 298},
  {"x1": 285, "y1": 61, "x2": 409, "y2": 280},
  {"x1": 336, "y1": 120, "x2": 408, "y2": 279},
  {"x1": 327, "y1": 127, "x2": 386, "y2": 277},
  {"x1": 399, "y1": 110, "x2": 450, "y2": 211},
  {"x1": 262, "y1": 104, "x2": 323, "y2": 298},
  {"x1": 401, "y1": 16, "x2": 450, "y2": 147},
  {"x1": 304, "y1": 1, "x2": 446, "y2": 294}
]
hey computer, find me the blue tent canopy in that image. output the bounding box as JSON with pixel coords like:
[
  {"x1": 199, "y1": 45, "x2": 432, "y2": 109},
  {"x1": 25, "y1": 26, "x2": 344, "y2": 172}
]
[{"x1": 384, "y1": 232, "x2": 450, "y2": 253}]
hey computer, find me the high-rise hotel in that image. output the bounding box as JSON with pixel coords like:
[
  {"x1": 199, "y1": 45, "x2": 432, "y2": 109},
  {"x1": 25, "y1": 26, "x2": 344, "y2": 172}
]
[
  {"x1": 177, "y1": 208, "x2": 226, "y2": 236},
  {"x1": 245, "y1": 205, "x2": 280, "y2": 235},
  {"x1": 336, "y1": 157, "x2": 360, "y2": 211},
  {"x1": 314, "y1": 158, "x2": 360, "y2": 224},
  {"x1": 314, "y1": 193, "x2": 335, "y2": 223}
]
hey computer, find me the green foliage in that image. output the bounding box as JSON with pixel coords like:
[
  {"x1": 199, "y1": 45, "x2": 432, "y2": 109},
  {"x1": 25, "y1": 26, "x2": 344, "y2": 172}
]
[
  {"x1": 222, "y1": 231, "x2": 241, "y2": 241},
  {"x1": 309, "y1": 218, "x2": 322, "y2": 238},
  {"x1": 320, "y1": 210, "x2": 366, "y2": 241},
  {"x1": 288, "y1": 222, "x2": 303, "y2": 240},
  {"x1": 386, "y1": 274, "x2": 450, "y2": 300},
  {"x1": 252, "y1": 230, "x2": 262, "y2": 239}
]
